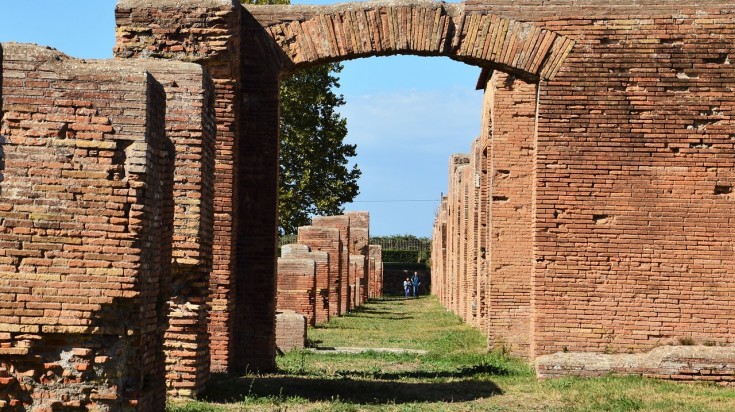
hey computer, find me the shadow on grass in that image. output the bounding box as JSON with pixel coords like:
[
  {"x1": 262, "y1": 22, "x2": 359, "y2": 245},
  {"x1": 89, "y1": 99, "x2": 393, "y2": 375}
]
[
  {"x1": 202, "y1": 374, "x2": 502, "y2": 404},
  {"x1": 342, "y1": 362, "x2": 513, "y2": 380},
  {"x1": 313, "y1": 314, "x2": 415, "y2": 323}
]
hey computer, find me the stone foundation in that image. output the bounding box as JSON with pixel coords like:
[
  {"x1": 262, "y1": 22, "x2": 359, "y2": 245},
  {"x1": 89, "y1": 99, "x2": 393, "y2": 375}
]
[{"x1": 537, "y1": 346, "x2": 735, "y2": 384}]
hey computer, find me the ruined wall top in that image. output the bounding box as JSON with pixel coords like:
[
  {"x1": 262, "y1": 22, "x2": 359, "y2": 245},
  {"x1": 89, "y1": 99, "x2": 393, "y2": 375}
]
[
  {"x1": 245, "y1": 0, "x2": 463, "y2": 25},
  {"x1": 118, "y1": 0, "x2": 238, "y2": 8}
]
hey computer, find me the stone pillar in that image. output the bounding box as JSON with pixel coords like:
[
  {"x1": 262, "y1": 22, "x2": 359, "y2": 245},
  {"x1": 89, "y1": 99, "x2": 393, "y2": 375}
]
[{"x1": 275, "y1": 310, "x2": 306, "y2": 352}]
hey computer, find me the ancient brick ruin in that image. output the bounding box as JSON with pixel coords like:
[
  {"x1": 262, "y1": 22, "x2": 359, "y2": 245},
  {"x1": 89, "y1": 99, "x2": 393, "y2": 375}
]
[
  {"x1": 277, "y1": 212, "x2": 383, "y2": 350},
  {"x1": 1, "y1": 0, "x2": 735, "y2": 408}
]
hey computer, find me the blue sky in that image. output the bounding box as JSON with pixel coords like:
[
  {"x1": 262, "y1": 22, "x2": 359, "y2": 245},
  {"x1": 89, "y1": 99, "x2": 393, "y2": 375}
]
[{"x1": 0, "y1": 0, "x2": 484, "y2": 237}]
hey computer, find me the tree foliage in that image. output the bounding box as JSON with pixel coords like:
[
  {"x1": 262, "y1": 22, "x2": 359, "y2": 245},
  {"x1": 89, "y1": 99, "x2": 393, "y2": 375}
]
[
  {"x1": 242, "y1": 0, "x2": 361, "y2": 235},
  {"x1": 279, "y1": 64, "x2": 361, "y2": 235}
]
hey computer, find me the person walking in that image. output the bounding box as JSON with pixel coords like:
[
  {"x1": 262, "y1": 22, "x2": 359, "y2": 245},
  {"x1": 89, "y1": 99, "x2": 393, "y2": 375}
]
[
  {"x1": 403, "y1": 277, "x2": 411, "y2": 298},
  {"x1": 411, "y1": 271, "x2": 420, "y2": 298}
]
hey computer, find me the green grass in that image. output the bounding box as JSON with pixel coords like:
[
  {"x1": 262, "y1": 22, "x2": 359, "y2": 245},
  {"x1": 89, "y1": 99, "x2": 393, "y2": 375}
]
[{"x1": 168, "y1": 296, "x2": 735, "y2": 412}]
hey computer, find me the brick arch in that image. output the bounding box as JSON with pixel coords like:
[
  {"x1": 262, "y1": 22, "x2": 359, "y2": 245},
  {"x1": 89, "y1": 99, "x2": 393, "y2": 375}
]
[{"x1": 255, "y1": 2, "x2": 573, "y2": 80}]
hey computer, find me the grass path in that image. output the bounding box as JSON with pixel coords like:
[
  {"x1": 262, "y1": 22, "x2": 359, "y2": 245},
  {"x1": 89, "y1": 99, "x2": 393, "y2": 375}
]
[{"x1": 170, "y1": 296, "x2": 735, "y2": 411}]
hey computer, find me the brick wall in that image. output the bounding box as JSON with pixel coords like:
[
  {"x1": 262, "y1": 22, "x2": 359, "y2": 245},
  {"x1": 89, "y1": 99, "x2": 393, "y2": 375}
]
[
  {"x1": 130, "y1": 63, "x2": 216, "y2": 398},
  {"x1": 0, "y1": 0, "x2": 731, "y2": 397},
  {"x1": 532, "y1": 7, "x2": 735, "y2": 357},
  {"x1": 115, "y1": 0, "x2": 248, "y2": 374},
  {"x1": 0, "y1": 43, "x2": 173, "y2": 410},
  {"x1": 428, "y1": 0, "x2": 735, "y2": 381},
  {"x1": 431, "y1": 200, "x2": 448, "y2": 306}
]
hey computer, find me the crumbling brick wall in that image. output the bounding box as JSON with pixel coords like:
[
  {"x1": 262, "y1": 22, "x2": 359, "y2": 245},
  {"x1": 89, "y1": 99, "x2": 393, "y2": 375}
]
[
  {"x1": 131, "y1": 63, "x2": 216, "y2": 399},
  {"x1": 114, "y1": 0, "x2": 256, "y2": 374},
  {"x1": 0, "y1": 43, "x2": 174, "y2": 410}
]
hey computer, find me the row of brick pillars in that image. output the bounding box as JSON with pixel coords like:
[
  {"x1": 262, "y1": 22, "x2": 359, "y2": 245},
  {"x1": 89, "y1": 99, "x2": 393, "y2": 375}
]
[
  {"x1": 276, "y1": 212, "x2": 384, "y2": 341},
  {"x1": 433, "y1": 71, "x2": 536, "y2": 358}
]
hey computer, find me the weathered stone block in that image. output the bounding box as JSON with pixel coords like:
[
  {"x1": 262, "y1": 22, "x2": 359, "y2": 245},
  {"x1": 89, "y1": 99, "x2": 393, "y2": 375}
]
[{"x1": 275, "y1": 310, "x2": 306, "y2": 353}]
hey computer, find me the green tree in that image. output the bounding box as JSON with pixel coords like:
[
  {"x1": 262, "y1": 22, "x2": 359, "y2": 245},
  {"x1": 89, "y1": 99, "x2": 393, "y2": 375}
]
[
  {"x1": 242, "y1": 0, "x2": 361, "y2": 235},
  {"x1": 279, "y1": 64, "x2": 361, "y2": 235}
]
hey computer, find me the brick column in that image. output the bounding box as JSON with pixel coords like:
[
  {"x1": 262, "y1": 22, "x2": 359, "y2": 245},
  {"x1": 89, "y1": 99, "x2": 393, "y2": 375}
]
[
  {"x1": 276, "y1": 258, "x2": 316, "y2": 325},
  {"x1": 234, "y1": 9, "x2": 281, "y2": 372},
  {"x1": 312, "y1": 216, "x2": 351, "y2": 314},
  {"x1": 346, "y1": 211, "x2": 370, "y2": 304},
  {"x1": 485, "y1": 71, "x2": 537, "y2": 358},
  {"x1": 297, "y1": 226, "x2": 341, "y2": 318},
  {"x1": 281, "y1": 244, "x2": 330, "y2": 324},
  {"x1": 114, "y1": 0, "x2": 243, "y2": 375},
  {"x1": 368, "y1": 245, "x2": 383, "y2": 298}
]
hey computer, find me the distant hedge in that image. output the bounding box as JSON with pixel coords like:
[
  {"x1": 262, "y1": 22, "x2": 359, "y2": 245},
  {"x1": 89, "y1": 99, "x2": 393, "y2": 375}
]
[
  {"x1": 382, "y1": 250, "x2": 419, "y2": 263},
  {"x1": 384, "y1": 262, "x2": 428, "y2": 271}
]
